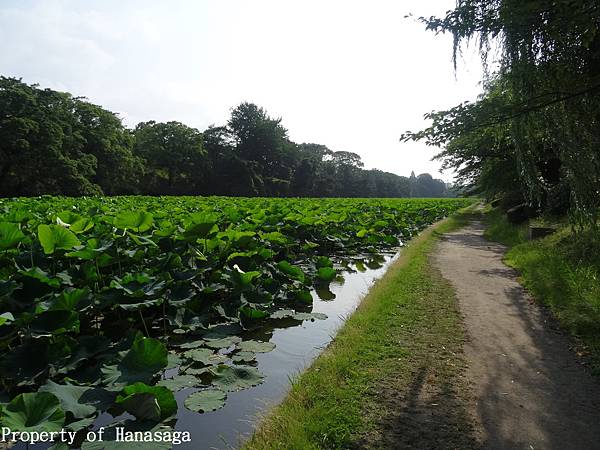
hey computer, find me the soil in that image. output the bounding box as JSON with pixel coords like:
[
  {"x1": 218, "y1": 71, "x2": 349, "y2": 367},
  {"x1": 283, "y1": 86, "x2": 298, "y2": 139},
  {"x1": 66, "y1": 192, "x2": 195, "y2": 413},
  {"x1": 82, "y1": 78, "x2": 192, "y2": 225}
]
[{"x1": 433, "y1": 221, "x2": 600, "y2": 450}]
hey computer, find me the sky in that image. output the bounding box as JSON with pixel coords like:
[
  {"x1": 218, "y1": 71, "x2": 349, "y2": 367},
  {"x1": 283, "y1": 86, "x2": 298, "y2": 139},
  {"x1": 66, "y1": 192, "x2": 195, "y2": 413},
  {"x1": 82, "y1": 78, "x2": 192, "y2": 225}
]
[{"x1": 0, "y1": 0, "x2": 484, "y2": 181}]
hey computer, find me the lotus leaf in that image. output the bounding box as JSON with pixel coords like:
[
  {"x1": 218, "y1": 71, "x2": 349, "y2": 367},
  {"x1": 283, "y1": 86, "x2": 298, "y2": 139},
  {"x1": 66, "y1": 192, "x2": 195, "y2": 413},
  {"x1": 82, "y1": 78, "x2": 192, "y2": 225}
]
[{"x1": 183, "y1": 389, "x2": 226, "y2": 413}]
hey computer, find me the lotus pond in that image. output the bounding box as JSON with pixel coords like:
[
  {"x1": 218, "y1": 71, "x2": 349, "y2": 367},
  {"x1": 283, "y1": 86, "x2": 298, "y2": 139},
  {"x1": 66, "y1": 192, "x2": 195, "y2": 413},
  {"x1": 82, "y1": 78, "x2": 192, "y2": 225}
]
[{"x1": 0, "y1": 196, "x2": 470, "y2": 449}]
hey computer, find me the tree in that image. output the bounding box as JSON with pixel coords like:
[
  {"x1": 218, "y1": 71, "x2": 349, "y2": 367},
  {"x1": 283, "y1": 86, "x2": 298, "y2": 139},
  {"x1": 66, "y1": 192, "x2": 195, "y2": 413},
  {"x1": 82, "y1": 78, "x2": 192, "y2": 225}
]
[
  {"x1": 1, "y1": 80, "x2": 451, "y2": 200},
  {"x1": 202, "y1": 125, "x2": 263, "y2": 196},
  {"x1": 227, "y1": 102, "x2": 296, "y2": 194},
  {"x1": 407, "y1": 0, "x2": 600, "y2": 225},
  {"x1": 72, "y1": 100, "x2": 142, "y2": 194},
  {"x1": 1, "y1": 77, "x2": 99, "y2": 196},
  {"x1": 133, "y1": 121, "x2": 207, "y2": 195}
]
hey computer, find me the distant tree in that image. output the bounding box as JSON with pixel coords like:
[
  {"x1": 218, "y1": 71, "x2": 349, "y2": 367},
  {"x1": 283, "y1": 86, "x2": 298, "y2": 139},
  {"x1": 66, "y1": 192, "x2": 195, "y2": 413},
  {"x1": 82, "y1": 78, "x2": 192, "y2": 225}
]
[
  {"x1": 71, "y1": 100, "x2": 142, "y2": 194},
  {"x1": 1, "y1": 80, "x2": 453, "y2": 200},
  {"x1": 289, "y1": 143, "x2": 333, "y2": 196},
  {"x1": 202, "y1": 125, "x2": 264, "y2": 196},
  {"x1": 408, "y1": 171, "x2": 417, "y2": 197},
  {"x1": 227, "y1": 103, "x2": 296, "y2": 194},
  {"x1": 133, "y1": 121, "x2": 207, "y2": 195},
  {"x1": 0, "y1": 77, "x2": 136, "y2": 196}
]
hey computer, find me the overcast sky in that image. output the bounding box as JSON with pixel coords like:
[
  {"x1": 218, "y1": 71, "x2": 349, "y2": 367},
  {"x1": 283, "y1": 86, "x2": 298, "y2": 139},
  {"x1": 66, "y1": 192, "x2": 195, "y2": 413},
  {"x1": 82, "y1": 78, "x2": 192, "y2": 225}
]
[{"x1": 0, "y1": 0, "x2": 483, "y2": 180}]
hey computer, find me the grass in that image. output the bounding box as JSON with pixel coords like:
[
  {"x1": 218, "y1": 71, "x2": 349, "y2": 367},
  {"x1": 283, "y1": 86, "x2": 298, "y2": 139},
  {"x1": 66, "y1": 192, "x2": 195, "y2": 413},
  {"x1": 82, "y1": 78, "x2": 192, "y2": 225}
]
[
  {"x1": 482, "y1": 207, "x2": 528, "y2": 246},
  {"x1": 484, "y1": 209, "x2": 600, "y2": 374},
  {"x1": 243, "y1": 209, "x2": 479, "y2": 450}
]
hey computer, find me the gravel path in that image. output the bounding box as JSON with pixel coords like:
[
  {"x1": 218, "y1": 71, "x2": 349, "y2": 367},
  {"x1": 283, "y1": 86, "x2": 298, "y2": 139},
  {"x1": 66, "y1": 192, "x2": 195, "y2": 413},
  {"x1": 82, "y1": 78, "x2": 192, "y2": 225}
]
[{"x1": 433, "y1": 221, "x2": 600, "y2": 450}]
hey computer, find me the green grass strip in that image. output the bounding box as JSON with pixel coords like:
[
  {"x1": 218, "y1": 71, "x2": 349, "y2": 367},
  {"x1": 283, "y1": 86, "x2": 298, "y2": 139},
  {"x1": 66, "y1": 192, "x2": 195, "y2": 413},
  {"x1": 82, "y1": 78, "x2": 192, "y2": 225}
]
[{"x1": 245, "y1": 211, "x2": 478, "y2": 450}]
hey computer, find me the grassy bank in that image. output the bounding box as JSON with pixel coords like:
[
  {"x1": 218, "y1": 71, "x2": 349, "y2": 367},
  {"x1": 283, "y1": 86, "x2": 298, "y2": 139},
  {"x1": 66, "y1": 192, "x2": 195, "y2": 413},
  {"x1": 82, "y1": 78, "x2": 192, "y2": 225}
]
[
  {"x1": 484, "y1": 209, "x2": 600, "y2": 374},
  {"x1": 244, "y1": 211, "x2": 479, "y2": 450}
]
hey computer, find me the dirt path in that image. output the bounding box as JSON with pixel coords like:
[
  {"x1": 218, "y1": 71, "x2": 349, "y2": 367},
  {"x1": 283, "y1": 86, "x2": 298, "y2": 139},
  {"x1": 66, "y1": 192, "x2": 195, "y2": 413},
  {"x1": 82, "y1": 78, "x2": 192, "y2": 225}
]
[{"x1": 433, "y1": 221, "x2": 600, "y2": 450}]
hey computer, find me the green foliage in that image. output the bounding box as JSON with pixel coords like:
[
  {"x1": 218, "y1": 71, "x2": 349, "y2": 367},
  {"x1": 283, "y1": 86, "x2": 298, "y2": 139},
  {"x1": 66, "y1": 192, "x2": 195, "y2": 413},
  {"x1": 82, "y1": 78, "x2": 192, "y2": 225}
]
[
  {"x1": 184, "y1": 389, "x2": 227, "y2": 413},
  {"x1": 316, "y1": 267, "x2": 336, "y2": 282},
  {"x1": 0, "y1": 222, "x2": 26, "y2": 249},
  {"x1": 0, "y1": 392, "x2": 65, "y2": 432},
  {"x1": 116, "y1": 382, "x2": 177, "y2": 421},
  {"x1": 114, "y1": 211, "x2": 154, "y2": 232},
  {"x1": 210, "y1": 365, "x2": 264, "y2": 392},
  {"x1": 39, "y1": 381, "x2": 96, "y2": 419},
  {"x1": 38, "y1": 224, "x2": 81, "y2": 254},
  {"x1": 237, "y1": 340, "x2": 276, "y2": 353},
  {"x1": 404, "y1": 0, "x2": 600, "y2": 225},
  {"x1": 0, "y1": 77, "x2": 140, "y2": 196}
]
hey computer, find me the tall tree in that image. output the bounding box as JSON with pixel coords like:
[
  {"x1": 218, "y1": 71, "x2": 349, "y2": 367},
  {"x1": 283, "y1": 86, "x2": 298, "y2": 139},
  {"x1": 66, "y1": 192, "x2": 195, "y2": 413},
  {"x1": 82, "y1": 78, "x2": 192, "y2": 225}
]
[
  {"x1": 227, "y1": 102, "x2": 296, "y2": 194},
  {"x1": 406, "y1": 0, "x2": 600, "y2": 225},
  {"x1": 133, "y1": 121, "x2": 207, "y2": 195}
]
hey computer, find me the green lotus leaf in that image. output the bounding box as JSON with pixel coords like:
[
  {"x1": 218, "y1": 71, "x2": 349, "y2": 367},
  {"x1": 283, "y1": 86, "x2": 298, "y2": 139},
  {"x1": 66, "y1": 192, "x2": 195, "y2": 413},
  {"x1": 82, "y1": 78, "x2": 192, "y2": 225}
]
[
  {"x1": 110, "y1": 273, "x2": 164, "y2": 297},
  {"x1": 166, "y1": 352, "x2": 183, "y2": 369},
  {"x1": 114, "y1": 211, "x2": 154, "y2": 232},
  {"x1": 66, "y1": 416, "x2": 96, "y2": 432},
  {"x1": 116, "y1": 382, "x2": 177, "y2": 421},
  {"x1": 66, "y1": 238, "x2": 111, "y2": 260},
  {"x1": 0, "y1": 392, "x2": 65, "y2": 432},
  {"x1": 317, "y1": 267, "x2": 336, "y2": 282},
  {"x1": 49, "y1": 287, "x2": 91, "y2": 311},
  {"x1": 239, "y1": 306, "x2": 269, "y2": 319},
  {"x1": 277, "y1": 261, "x2": 305, "y2": 282},
  {"x1": 293, "y1": 312, "x2": 328, "y2": 321},
  {"x1": 19, "y1": 266, "x2": 61, "y2": 287},
  {"x1": 122, "y1": 335, "x2": 167, "y2": 372},
  {"x1": 210, "y1": 365, "x2": 264, "y2": 392},
  {"x1": 232, "y1": 351, "x2": 256, "y2": 363},
  {"x1": 228, "y1": 268, "x2": 261, "y2": 288},
  {"x1": 127, "y1": 232, "x2": 158, "y2": 247},
  {"x1": 31, "y1": 310, "x2": 80, "y2": 334},
  {"x1": 0, "y1": 222, "x2": 26, "y2": 249},
  {"x1": 182, "y1": 348, "x2": 227, "y2": 366},
  {"x1": 270, "y1": 309, "x2": 296, "y2": 319},
  {"x1": 177, "y1": 340, "x2": 205, "y2": 349},
  {"x1": 39, "y1": 381, "x2": 96, "y2": 419},
  {"x1": 204, "y1": 335, "x2": 242, "y2": 350},
  {"x1": 57, "y1": 212, "x2": 94, "y2": 234},
  {"x1": 157, "y1": 375, "x2": 199, "y2": 391},
  {"x1": 316, "y1": 256, "x2": 333, "y2": 268},
  {"x1": 102, "y1": 336, "x2": 167, "y2": 385},
  {"x1": 237, "y1": 340, "x2": 276, "y2": 353},
  {"x1": 38, "y1": 224, "x2": 81, "y2": 254},
  {"x1": 0, "y1": 312, "x2": 14, "y2": 326},
  {"x1": 357, "y1": 229, "x2": 369, "y2": 238},
  {"x1": 261, "y1": 231, "x2": 288, "y2": 245},
  {"x1": 183, "y1": 389, "x2": 226, "y2": 413},
  {"x1": 184, "y1": 367, "x2": 211, "y2": 376},
  {"x1": 294, "y1": 289, "x2": 313, "y2": 304}
]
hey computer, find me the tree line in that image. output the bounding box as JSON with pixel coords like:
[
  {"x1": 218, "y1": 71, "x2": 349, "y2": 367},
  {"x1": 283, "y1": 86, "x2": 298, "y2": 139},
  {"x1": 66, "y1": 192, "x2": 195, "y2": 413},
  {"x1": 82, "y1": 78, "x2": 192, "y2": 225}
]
[
  {"x1": 0, "y1": 77, "x2": 452, "y2": 199},
  {"x1": 402, "y1": 0, "x2": 600, "y2": 227}
]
